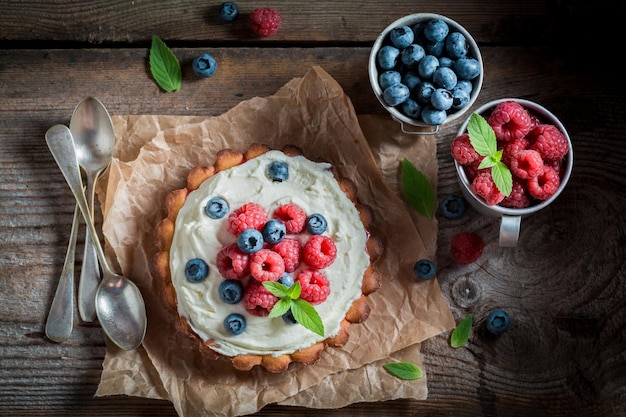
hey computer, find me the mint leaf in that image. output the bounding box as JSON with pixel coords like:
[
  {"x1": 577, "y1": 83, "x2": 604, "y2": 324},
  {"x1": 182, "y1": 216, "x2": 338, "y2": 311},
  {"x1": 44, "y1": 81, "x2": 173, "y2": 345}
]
[
  {"x1": 149, "y1": 35, "x2": 181, "y2": 92},
  {"x1": 451, "y1": 314, "x2": 473, "y2": 348},
  {"x1": 268, "y1": 298, "x2": 292, "y2": 318},
  {"x1": 466, "y1": 113, "x2": 512, "y2": 196},
  {"x1": 263, "y1": 281, "x2": 291, "y2": 298},
  {"x1": 467, "y1": 113, "x2": 496, "y2": 156},
  {"x1": 383, "y1": 362, "x2": 423, "y2": 380},
  {"x1": 401, "y1": 157, "x2": 436, "y2": 219},
  {"x1": 286, "y1": 281, "x2": 301, "y2": 300},
  {"x1": 491, "y1": 162, "x2": 513, "y2": 196},
  {"x1": 291, "y1": 299, "x2": 324, "y2": 337}
]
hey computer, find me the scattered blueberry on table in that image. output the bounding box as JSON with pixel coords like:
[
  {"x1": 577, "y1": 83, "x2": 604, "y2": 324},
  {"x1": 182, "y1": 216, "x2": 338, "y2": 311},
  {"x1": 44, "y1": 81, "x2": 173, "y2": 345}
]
[
  {"x1": 486, "y1": 309, "x2": 511, "y2": 335},
  {"x1": 413, "y1": 259, "x2": 436, "y2": 280},
  {"x1": 218, "y1": 2, "x2": 239, "y2": 22},
  {"x1": 192, "y1": 53, "x2": 217, "y2": 78}
]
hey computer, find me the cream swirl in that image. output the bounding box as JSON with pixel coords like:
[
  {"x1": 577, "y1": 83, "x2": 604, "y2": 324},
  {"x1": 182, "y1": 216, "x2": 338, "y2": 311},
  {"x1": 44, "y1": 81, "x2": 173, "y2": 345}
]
[{"x1": 170, "y1": 150, "x2": 369, "y2": 357}]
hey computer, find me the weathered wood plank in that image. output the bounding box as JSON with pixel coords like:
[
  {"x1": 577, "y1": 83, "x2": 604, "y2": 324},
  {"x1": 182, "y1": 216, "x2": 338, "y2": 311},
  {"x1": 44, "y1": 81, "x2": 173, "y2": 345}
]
[{"x1": 0, "y1": 0, "x2": 553, "y2": 44}]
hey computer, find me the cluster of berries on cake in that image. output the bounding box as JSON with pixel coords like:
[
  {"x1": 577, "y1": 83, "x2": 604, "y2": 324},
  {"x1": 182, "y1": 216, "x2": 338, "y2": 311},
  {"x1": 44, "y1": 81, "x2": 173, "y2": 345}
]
[
  {"x1": 451, "y1": 100, "x2": 570, "y2": 208},
  {"x1": 183, "y1": 161, "x2": 338, "y2": 335}
]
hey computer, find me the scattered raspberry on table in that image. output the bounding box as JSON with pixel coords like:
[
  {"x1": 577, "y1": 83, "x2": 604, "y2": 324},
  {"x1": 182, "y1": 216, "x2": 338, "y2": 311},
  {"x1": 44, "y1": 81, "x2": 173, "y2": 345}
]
[
  {"x1": 250, "y1": 7, "x2": 282, "y2": 37},
  {"x1": 451, "y1": 232, "x2": 485, "y2": 265}
]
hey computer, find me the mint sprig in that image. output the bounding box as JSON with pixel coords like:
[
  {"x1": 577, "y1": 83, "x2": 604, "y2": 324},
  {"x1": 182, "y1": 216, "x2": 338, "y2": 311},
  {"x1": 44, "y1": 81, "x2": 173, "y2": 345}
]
[
  {"x1": 149, "y1": 35, "x2": 182, "y2": 92},
  {"x1": 450, "y1": 314, "x2": 473, "y2": 348},
  {"x1": 401, "y1": 157, "x2": 436, "y2": 219},
  {"x1": 264, "y1": 281, "x2": 325, "y2": 337},
  {"x1": 467, "y1": 113, "x2": 513, "y2": 196}
]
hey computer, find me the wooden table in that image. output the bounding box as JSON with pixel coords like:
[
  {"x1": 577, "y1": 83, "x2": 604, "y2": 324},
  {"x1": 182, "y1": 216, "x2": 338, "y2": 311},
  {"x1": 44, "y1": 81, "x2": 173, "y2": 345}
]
[{"x1": 1, "y1": 1, "x2": 625, "y2": 416}]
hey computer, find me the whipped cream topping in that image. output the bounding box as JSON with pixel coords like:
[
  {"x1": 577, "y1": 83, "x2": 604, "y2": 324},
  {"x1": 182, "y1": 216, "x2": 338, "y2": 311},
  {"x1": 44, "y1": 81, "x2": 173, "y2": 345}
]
[{"x1": 170, "y1": 150, "x2": 369, "y2": 357}]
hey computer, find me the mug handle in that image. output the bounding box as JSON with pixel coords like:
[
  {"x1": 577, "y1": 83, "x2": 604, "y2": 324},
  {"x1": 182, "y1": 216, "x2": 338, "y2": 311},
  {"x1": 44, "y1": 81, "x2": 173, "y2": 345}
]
[
  {"x1": 499, "y1": 215, "x2": 521, "y2": 247},
  {"x1": 392, "y1": 116, "x2": 440, "y2": 135}
]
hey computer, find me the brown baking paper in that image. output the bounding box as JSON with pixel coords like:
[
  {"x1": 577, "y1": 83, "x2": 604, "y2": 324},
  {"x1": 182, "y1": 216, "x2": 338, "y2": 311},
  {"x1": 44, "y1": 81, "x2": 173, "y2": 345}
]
[{"x1": 94, "y1": 66, "x2": 454, "y2": 416}]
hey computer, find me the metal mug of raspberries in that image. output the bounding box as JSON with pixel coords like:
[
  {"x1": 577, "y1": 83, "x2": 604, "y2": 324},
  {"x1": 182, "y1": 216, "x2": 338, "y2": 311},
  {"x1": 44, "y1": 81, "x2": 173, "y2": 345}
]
[
  {"x1": 452, "y1": 98, "x2": 574, "y2": 247},
  {"x1": 368, "y1": 13, "x2": 483, "y2": 133}
]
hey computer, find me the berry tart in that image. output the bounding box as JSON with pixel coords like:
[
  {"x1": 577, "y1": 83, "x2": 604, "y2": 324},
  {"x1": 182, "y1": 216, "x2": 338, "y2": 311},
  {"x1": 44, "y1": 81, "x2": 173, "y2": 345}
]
[{"x1": 152, "y1": 143, "x2": 383, "y2": 373}]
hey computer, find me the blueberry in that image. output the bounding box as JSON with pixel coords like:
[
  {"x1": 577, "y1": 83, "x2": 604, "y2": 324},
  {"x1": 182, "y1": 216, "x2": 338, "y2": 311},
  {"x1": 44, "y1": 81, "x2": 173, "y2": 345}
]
[
  {"x1": 439, "y1": 56, "x2": 455, "y2": 69},
  {"x1": 430, "y1": 88, "x2": 453, "y2": 111},
  {"x1": 267, "y1": 160, "x2": 288, "y2": 182},
  {"x1": 413, "y1": 259, "x2": 436, "y2": 280},
  {"x1": 378, "y1": 71, "x2": 401, "y2": 91},
  {"x1": 433, "y1": 67, "x2": 457, "y2": 90},
  {"x1": 382, "y1": 83, "x2": 410, "y2": 107},
  {"x1": 282, "y1": 309, "x2": 297, "y2": 324},
  {"x1": 224, "y1": 313, "x2": 246, "y2": 335},
  {"x1": 424, "y1": 40, "x2": 444, "y2": 57},
  {"x1": 400, "y1": 44, "x2": 425, "y2": 68},
  {"x1": 417, "y1": 55, "x2": 439, "y2": 79},
  {"x1": 415, "y1": 81, "x2": 436, "y2": 105},
  {"x1": 401, "y1": 71, "x2": 421, "y2": 90},
  {"x1": 446, "y1": 31, "x2": 469, "y2": 59},
  {"x1": 401, "y1": 98, "x2": 422, "y2": 119},
  {"x1": 423, "y1": 19, "x2": 449, "y2": 42},
  {"x1": 237, "y1": 229, "x2": 264, "y2": 253},
  {"x1": 185, "y1": 258, "x2": 209, "y2": 283},
  {"x1": 454, "y1": 57, "x2": 481, "y2": 80},
  {"x1": 377, "y1": 45, "x2": 400, "y2": 70},
  {"x1": 421, "y1": 106, "x2": 447, "y2": 125},
  {"x1": 439, "y1": 195, "x2": 466, "y2": 219},
  {"x1": 192, "y1": 53, "x2": 218, "y2": 78},
  {"x1": 455, "y1": 80, "x2": 473, "y2": 95},
  {"x1": 218, "y1": 279, "x2": 244, "y2": 304},
  {"x1": 389, "y1": 25, "x2": 414, "y2": 49},
  {"x1": 205, "y1": 196, "x2": 229, "y2": 219},
  {"x1": 261, "y1": 219, "x2": 286, "y2": 244},
  {"x1": 278, "y1": 272, "x2": 294, "y2": 287},
  {"x1": 486, "y1": 309, "x2": 511, "y2": 335},
  {"x1": 306, "y1": 213, "x2": 327, "y2": 235},
  {"x1": 410, "y1": 22, "x2": 427, "y2": 43},
  {"x1": 451, "y1": 86, "x2": 470, "y2": 110},
  {"x1": 218, "y1": 2, "x2": 239, "y2": 22}
]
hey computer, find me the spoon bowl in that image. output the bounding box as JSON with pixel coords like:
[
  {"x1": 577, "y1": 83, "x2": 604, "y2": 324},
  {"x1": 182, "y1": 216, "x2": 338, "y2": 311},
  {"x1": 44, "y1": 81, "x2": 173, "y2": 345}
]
[
  {"x1": 70, "y1": 97, "x2": 116, "y2": 323},
  {"x1": 45, "y1": 124, "x2": 147, "y2": 350}
]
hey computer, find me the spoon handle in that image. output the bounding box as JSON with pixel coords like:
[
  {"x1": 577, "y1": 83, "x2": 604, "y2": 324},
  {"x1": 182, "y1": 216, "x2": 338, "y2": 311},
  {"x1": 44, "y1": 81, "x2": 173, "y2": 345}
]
[
  {"x1": 45, "y1": 125, "x2": 113, "y2": 277},
  {"x1": 45, "y1": 203, "x2": 79, "y2": 342},
  {"x1": 77, "y1": 178, "x2": 101, "y2": 323}
]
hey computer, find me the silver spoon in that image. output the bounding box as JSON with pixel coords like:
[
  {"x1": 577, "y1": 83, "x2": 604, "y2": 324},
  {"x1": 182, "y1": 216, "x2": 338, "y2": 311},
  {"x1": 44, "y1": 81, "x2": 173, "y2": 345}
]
[
  {"x1": 45, "y1": 124, "x2": 147, "y2": 350},
  {"x1": 45, "y1": 203, "x2": 80, "y2": 342},
  {"x1": 70, "y1": 97, "x2": 116, "y2": 323}
]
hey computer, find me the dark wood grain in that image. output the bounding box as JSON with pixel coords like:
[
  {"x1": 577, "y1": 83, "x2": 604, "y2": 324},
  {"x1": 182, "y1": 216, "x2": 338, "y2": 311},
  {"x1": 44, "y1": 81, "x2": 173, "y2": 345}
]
[{"x1": 1, "y1": 0, "x2": 625, "y2": 416}]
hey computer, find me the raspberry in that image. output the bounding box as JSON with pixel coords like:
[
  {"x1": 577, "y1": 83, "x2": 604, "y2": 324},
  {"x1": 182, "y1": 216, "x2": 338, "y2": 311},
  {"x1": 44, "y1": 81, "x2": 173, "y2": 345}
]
[
  {"x1": 243, "y1": 280, "x2": 278, "y2": 316},
  {"x1": 451, "y1": 133, "x2": 480, "y2": 165},
  {"x1": 216, "y1": 244, "x2": 250, "y2": 279},
  {"x1": 303, "y1": 235, "x2": 337, "y2": 269},
  {"x1": 272, "y1": 237, "x2": 301, "y2": 272},
  {"x1": 451, "y1": 232, "x2": 485, "y2": 265},
  {"x1": 529, "y1": 124, "x2": 569, "y2": 161},
  {"x1": 471, "y1": 172, "x2": 504, "y2": 206},
  {"x1": 296, "y1": 270, "x2": 330, "y2": 304},
  {"x1": 249, "y1": 7, "x2": 282, "y2": 37},
  {"x1": 273, "y1": 203, "x2": 306, "y2": 234},
  {"x1": 527, "y1": 166, "x2": 560, "y2": 200},
  {"x1": 228, "y1": 202, "x2": 267, "y2": 235},
  {"x1": 463, "y1": 156, "x2": 487, "y2": 182},
  {"x1": 500, "y1": 137, "x2": 529, "y2": 165},
  {"x1": 509, "y1": 149, "x2": 544, "y2": 179},
  {"x1": 487, "y1": 100, "x2": 532, "y2": 142},
  {"x1": 500, "y1": 178, "x2": 531, "y2": 208},
  {"x1": 250, "y1": 249, "x2": 285, "y2": 282}
]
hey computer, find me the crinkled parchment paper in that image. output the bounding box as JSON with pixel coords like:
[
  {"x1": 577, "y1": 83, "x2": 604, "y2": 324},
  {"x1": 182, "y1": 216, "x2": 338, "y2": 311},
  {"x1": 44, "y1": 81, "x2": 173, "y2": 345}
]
[{"x1": 94, "y1": 66, "x2": 454, "y2": 416}]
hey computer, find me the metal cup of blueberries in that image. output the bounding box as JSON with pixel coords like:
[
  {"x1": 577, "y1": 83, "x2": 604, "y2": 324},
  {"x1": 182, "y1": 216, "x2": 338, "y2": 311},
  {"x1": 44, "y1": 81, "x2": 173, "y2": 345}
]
[{"x1": 368, "y1": 13, "x2": 484, "y2": 133}]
